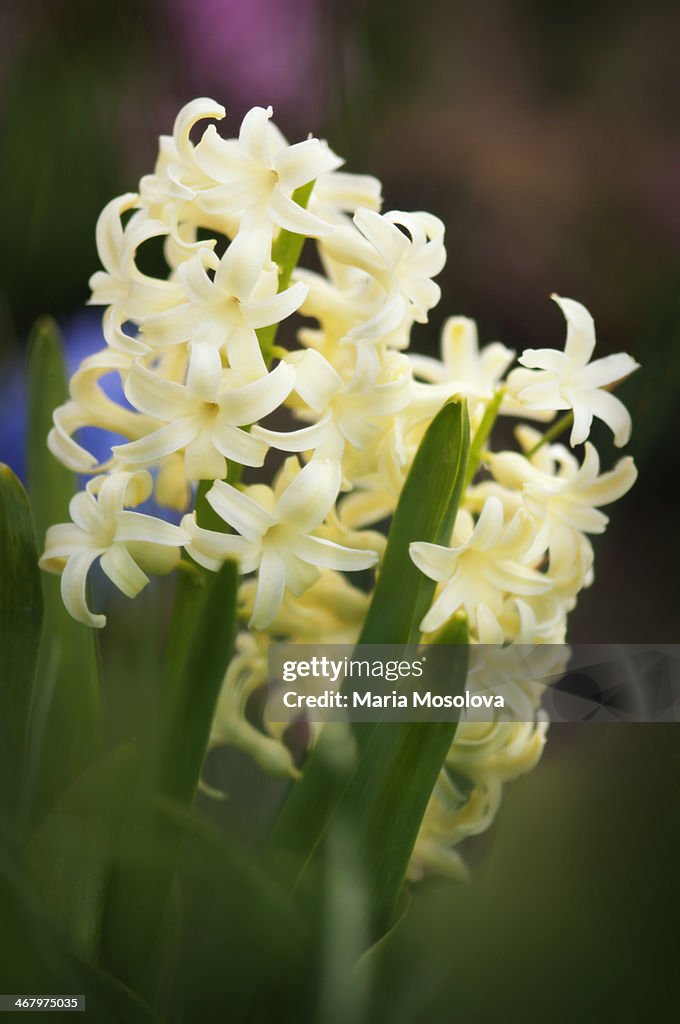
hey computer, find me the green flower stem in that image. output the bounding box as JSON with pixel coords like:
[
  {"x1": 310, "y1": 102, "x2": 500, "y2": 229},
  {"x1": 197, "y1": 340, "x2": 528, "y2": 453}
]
[
  {"x1": 257, "y1": 178, "x2": 315, "y2": 365},
  {"x1": 525, "y1": 411, "x2": 574, "y2": 457},
  {"x1": 464, "y1": 388, "x2": 504, "y2": 488}
]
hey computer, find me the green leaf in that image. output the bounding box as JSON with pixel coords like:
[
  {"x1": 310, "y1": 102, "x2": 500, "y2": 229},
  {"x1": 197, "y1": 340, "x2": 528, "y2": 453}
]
[
  {"x1": 162, "y1": 799, "x2": 306, "y2": 1023},
  {"x1": 25, "y1": 318, "x2": 102, "y2": 823},
  {"x1": 101, "y1": 561, "x2": 239, "y2": 995},
  {"x1": 0, "y1": 835, "x2": 158, "y2": 1021},
  {"x1": 24, "y1": 742, "x2": 141, "y2": 964},
  {"x1": 358, "y1": 399, "x2": 470, "y2": 644},
  {"x1": 331, "y1": 638, "x2": 468, "y2": 936},
  {"x1": 270, "y1": 402, "x2": 471, "y2": 937},
  {"x1": 0, "y1": 465, "x2": 43, "y2": 819}
]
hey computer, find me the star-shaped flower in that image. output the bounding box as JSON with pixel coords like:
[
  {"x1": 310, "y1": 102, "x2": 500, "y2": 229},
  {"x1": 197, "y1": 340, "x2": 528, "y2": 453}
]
[
  {"x1": 183, "y1": 458, "x2": 378, "y2": 629},
  {"x1": 410, "y1": 496, "x2": 551, "y2": 635},
  {"x1": 507, "y1": 295, "x2": 639, "y2": 447},
  {"x1": 142, "y1": 229, "x2": 307, "y2": 379},
  {"x1": 39, "y1": 471, "x2": 189, "y2": 627},
  {"x1": 112, "y1": 357, "x2": 295, "y2": 480},
  {"x1": 194, "y1": 105, "x2": 341, "y2": 237}
]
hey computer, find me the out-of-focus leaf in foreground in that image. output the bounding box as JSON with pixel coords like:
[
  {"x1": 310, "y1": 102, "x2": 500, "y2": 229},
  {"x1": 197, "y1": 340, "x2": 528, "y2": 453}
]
[
  {"x1": 0, "y1": 464, "x2": 43, "y2": 821},
  {"x1": 24, "y1": 742, "x2": 141, "y2": 964},
  {"x1": 25, "y1": 318, "x2": 102, "y2": 822},
  {"x1": 101, "y1": 561, "x2": 239, "y2": 997}
]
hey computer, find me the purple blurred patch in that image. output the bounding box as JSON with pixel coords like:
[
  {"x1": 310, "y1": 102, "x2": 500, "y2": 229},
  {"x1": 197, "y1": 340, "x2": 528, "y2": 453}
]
[{"x1": 166, "y1": 0, "x2": 324, "y2": 123}]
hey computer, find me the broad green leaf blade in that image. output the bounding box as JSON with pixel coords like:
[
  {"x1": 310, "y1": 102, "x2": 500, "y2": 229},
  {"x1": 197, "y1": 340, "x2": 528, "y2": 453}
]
[
  {"x1": 0, "y1": 465, "x2": 43, "y2": 819},
  {"x1": 359, "y1": 400, "x2": 470, "y2": 644},
  {"x1": 0, "y1": 835, "x2": 159, "y2": 1021},
  {"x1": 270, "y1": 401, "x2": 471, "y2": 932},
  {"x1": 101, "y1": 561, "x2": 239, "y2": 995},
  {"x1": 24, "y1": 742, "x2": 140, "y2": 964},
  {"x1": 25, "y1": 318, "x2": 102, "y2": 823},
  {"x1": 161, "y1": 799, "x2": 306, "y2": 1023}
]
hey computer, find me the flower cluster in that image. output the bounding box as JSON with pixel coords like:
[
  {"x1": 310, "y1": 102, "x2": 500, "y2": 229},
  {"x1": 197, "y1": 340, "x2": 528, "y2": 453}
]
[{"x1": 40, "y1": 100, "x2": 639, "y2": 878}]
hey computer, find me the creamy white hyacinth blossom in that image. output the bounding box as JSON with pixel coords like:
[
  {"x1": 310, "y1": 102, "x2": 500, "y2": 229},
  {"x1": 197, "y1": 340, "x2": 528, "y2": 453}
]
[
  {"x1": 410, "y1": 497, "x2": 551, "y2": 636},
  {"x1": 39, "y1": 471, "x2": 189, "y2": 628},
  {"x1": 182, "y1": 459, "x2": 378, "y2": 630},
  {"x1": 113, "y1": 358, "x2": 295, "y2": 480},
  {"x1": 507, "y1": 295, "x2": 639, "y2": 446},
  {"x1": 41, "y1": 98, "x2": 640, "y2": 881}
]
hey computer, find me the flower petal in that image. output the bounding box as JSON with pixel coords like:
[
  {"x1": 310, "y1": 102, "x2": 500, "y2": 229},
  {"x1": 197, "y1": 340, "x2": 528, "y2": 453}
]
[
  {"x1": 409, "y1": 541, "x2": 458, "y2": 583},
  {"x1": 182, "y1": 513, "x2": 256, "y2": 571},
  {"x1": 250, "y1": 548, "x2": 287, "y2": 630},
  {"x1": 289, "y1": 533, "x2": 378, "y2": 572},
  {"x1": 267, "y1": 188, "x2": 332, "y2": 237},
  {"x1": 211, "y1": 421, "x2": 268, "y2": 466},
  {"x1": 275, "y1": 459, "x2": 341, "y2": 532},
  {"x1": 586, "y1": 389, "x2": 633, "y2": 447},
  {"x1": 292, "y1": 349, "x2": 344, "y2": 412},
  {"x1": 551, "y1": 294, "x2": 596, "y2": 365},
  {"x1": 100, "y1": 542, "x2": 150, "y2": 599},
  {"x1": 219, "y1": 360, "x2": 295, "y2": 424},
  {"x1": 114, "y1": 510, "x2": 189, "y2": 546},
  {"x1": 207, "y1": 480, "x2": 276, "y2": 540},
  {"x1": 274, "y1": 138, "x2": 342, "y2": 191},
  {"x1": 242, "y1": 279, "x2": 308, "y2": 330},
  {"x1": 113, "y1": 417, "x2": 198, "y2": 466},
  {"x1": 124, "y1": 361, "x2": 187, "y2": 422},
  {"x1": 60, "y1": 549, "x2": 106, "y2": 628},
  {"x1": 186, "y1": 342, "x2": 222, "y2": 402}
]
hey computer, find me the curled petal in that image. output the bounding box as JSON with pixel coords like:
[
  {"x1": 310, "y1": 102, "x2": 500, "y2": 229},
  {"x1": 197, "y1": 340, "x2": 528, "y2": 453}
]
[
  {"x1": 292, "y1": 349, "x2": 344, "y2": 412},
  {"x1": 586, "y1": 389, "x2": 633, "y2": 448},
  {"x1": 39, "y1": 524, "x2": 91, "y2": 569},
  {"x1": 173, "y1": 97, "x2": 225, "y2": 164},
  {"x1": 182, "y1": 513, "x2": 256, "y2": 572},
  {"x1": 100, "y1": 542, "x2": 149, "y2": 599},
  {"x1": 409, "y1": 541, "x2": 458, "y2": 583},
  {"x1": 551, "y1": 294, "x2": 596, "y2": 365},
  {"x1": 60, "y1": 549, "x2": 106, "y2": 628},
  {"x1": 267, "y1": 189, "x2": 332, "y2": 237}
]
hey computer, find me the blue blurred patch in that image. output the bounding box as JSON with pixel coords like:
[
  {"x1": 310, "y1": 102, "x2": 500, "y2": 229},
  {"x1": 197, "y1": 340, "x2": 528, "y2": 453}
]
[{"x1": 0, "y1": 309, "x2": 185, "y2": 523}]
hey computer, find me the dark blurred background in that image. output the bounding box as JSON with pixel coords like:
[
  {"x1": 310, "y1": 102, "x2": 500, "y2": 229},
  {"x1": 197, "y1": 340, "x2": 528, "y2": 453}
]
[{"x1": 1, "y1": 4, "x2": 679, "y2": 1016}]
